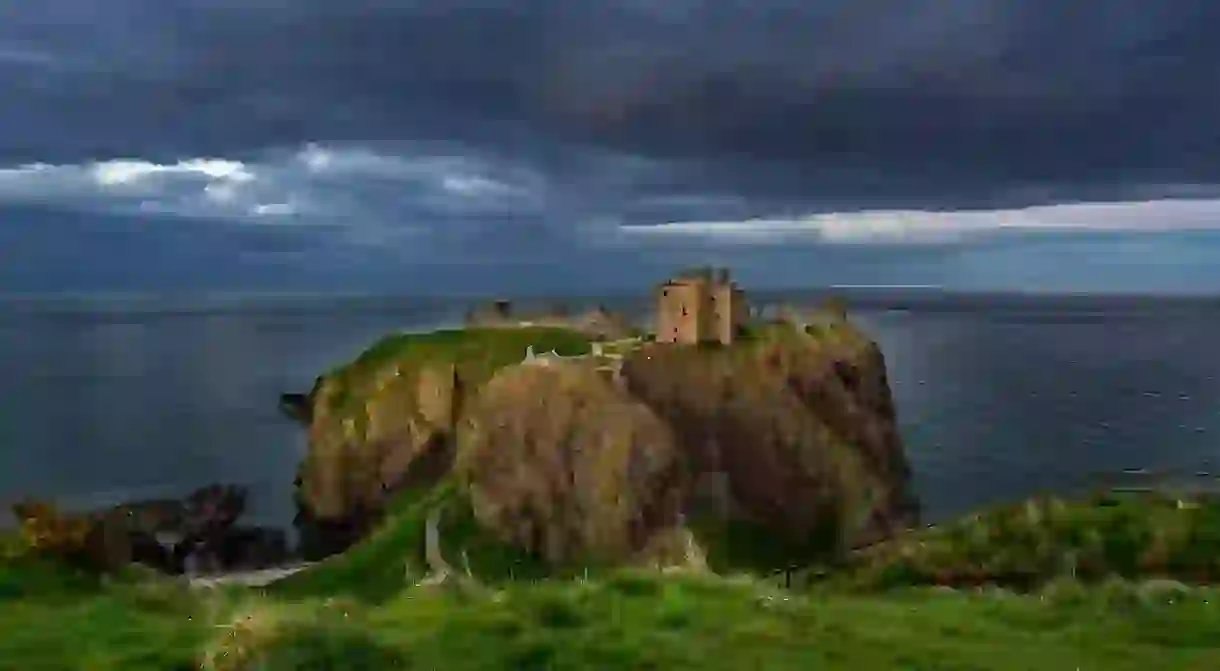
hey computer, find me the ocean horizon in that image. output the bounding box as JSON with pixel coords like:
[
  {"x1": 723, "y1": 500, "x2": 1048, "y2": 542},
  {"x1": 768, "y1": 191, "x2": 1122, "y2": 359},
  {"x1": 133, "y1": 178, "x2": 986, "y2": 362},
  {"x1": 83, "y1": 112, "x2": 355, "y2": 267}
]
[{"x1": 2, "y1": 289, "x2": 1217, "y2": 535}]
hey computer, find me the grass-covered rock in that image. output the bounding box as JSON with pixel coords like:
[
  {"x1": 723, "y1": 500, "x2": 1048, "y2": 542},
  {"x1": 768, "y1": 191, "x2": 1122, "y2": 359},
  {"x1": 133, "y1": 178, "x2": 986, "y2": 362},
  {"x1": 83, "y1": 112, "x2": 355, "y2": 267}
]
[
  {"x1": 296, "y1": 327, "x2": 592, "y2": 537},
  {"x1": 294, "y1": 316, "x2": 919, "y2": 575},
  {"x1": 826, "y1": 490, "x2": 1220, "y2": 591}
]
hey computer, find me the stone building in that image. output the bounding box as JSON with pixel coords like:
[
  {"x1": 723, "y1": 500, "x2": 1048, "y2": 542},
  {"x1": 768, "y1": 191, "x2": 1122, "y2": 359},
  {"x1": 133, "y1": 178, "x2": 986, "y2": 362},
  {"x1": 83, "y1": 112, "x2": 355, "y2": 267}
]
[{"x1": 654, "y1": 267, "x2": 747, "y2": 345}]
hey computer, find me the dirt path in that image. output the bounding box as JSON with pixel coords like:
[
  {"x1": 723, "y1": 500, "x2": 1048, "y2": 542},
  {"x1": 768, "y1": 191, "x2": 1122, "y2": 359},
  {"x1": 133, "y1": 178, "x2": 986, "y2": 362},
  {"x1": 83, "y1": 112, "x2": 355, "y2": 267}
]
[{"x1": 187, "y1": 562, "x2": 313, "y2": 589}]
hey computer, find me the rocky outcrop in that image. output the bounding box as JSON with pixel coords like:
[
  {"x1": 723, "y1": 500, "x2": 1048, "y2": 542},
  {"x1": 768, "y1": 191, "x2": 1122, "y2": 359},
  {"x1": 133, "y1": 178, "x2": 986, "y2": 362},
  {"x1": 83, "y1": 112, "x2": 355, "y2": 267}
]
[
  {"x1": 291, "y1": 327, "x2": 593, "y2": 555},
  {"x1": 15, "y1": 483, "x2": 291, "y2": 575},
  {"x1": 456, "y1": 364, "x2": 684, "y2": 563},
  {"x1": 279, "y1": 393, "x2": 313, "y2": 423},
  {"x1": 299, "y1": 363, "x2": 462, "y2": 522},
  {"x1": 291, "y1": 319, "x2": 919, "y2": 571},
  {"x1": 621, "y1": 328, "x2": 918, "y2": 553},
  {"x1": 279, "y1": 376, "x2": 325, "y2": 423}
]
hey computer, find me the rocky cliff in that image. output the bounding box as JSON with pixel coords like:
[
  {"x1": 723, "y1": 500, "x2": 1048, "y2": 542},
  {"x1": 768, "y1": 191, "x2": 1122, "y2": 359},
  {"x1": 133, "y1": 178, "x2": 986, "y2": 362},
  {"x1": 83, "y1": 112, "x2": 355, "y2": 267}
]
[
  {"x1": 292, "y1": 327, "x2": 592, "y2": 557},
  {"x1": 291, "y1": 319, "x2": 918, "y2": 571}
]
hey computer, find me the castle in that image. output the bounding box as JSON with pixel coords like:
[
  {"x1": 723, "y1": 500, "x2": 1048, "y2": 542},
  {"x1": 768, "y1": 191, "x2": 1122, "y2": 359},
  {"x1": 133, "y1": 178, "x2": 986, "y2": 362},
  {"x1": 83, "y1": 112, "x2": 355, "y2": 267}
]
[{"x1": 654, "y1": 267, "x2": 747, "y2": 345}]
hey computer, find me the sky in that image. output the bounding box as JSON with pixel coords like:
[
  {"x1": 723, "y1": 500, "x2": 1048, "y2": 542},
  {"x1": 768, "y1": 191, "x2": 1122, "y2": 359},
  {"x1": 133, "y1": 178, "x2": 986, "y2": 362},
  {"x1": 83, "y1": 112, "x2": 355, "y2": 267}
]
[{"x1": 2, "y1": 1, "x2": 1220, "y2": 295}]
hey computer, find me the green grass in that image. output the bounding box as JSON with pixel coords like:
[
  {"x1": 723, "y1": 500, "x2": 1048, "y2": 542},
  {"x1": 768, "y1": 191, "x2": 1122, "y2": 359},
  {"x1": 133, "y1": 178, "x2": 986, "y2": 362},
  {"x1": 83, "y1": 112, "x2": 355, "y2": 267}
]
[
  {"x1": 7, "y1": 563, "x2": 1220, "y2": 670},
  {"x1": 322, "y1": 326, "x2": 592, "y2": 412},
  {"x1": 0, "y1": 555, "x2": 108, "y2": 601},
  {"x1": 825, "y1": 490, "x2": 1220, "y2": 592},
  {"x1": 273, "y1": 480, "x2": 553, "y2": 604},
  {"x1": 0, "y1": 561, "x2": 206, "y2": 671},
  {"x1": 365, "y1": 571, "x2": 1220, "y2": 670},
  {"x1": 338, "y1": 326, "x2": 591, "y2": 373}
]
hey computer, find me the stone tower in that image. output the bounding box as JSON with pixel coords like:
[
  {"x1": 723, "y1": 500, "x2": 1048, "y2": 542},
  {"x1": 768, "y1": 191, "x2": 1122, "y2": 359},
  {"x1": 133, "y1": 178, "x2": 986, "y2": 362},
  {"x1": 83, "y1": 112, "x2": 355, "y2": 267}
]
[{"x1": 654, "y1": 267, "x2": 747, "y2": 345}]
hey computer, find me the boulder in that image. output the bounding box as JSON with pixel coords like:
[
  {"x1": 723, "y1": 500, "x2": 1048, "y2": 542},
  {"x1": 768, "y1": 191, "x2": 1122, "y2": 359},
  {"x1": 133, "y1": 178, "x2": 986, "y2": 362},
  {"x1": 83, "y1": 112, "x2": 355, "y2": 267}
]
[
  {"x1": 181, "y1": 483, "x2": 247, "y2": 537},
  {"x1": 86, "y1": 483, "x2": 251, "y2": 574}
]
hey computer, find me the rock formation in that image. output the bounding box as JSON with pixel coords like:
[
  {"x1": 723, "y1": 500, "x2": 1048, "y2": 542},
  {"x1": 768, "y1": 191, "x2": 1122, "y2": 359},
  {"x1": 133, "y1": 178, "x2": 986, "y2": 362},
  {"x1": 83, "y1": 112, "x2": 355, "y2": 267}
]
[
  {"x1": 291, "y1": 327, "x2": 591, "y2": 558},
  {"x1": 456, "y1": 363, "x2": 684, "y2": 563},
  {"x1": 620, "y1": 326, "x2": 918, "y2": 553},
  {"x1": 289, "y1": 317, "x2": 919, "y2": 572},
  {"x1": 13, "y1": 483, "x2": 290, "y2": 575}
]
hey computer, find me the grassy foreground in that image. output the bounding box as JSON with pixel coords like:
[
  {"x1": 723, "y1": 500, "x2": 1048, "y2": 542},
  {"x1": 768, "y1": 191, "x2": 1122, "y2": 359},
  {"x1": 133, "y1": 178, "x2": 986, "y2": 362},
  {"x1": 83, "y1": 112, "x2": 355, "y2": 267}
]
[
  {"x1": 7, "y1": 561, "x2": 1220, "y2": 670},
  {"x1": 9, "y1": 566, "x2": 1220, "y2": 670},
  {"x1": 7, "y1": 492, "x2": 1220, "y2": 669}
]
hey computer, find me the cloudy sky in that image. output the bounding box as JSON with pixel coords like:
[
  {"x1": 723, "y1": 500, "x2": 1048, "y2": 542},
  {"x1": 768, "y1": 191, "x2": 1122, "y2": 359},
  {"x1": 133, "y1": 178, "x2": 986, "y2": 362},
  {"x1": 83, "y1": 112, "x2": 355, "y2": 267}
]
[{"x1": 2, "y1": 1, "x2": 1220, "y2": 294}]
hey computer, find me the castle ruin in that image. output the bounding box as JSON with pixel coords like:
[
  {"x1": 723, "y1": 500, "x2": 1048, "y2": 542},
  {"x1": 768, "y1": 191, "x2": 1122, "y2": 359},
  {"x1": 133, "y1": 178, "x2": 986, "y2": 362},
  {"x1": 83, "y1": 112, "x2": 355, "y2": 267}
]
[{"x1": 654, "y1": 267, "x2": 747, "y2": 345}]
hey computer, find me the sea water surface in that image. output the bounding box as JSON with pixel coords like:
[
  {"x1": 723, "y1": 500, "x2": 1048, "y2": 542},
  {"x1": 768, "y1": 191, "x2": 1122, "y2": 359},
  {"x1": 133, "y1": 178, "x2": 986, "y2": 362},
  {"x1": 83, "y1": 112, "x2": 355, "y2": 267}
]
[{"x1": 1, "y1": 291, "x2": 1217, "y2": 530}]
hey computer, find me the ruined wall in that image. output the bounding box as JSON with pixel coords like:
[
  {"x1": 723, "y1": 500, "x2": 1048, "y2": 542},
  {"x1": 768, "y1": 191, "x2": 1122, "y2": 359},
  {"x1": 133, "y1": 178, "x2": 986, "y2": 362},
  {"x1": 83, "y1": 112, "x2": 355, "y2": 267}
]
[
  {"x1": 706, "y1": 284, "x2": 732, "y2": 345},
  {"x1": 731, "y1": 287, "x2": 748, "y2": 339},
  {"x1": 708, "y1": 284, "x2": 748, "y2": 345},
  {"x1": 656, "y1": 282, "x2": 706, "y2": 344}
]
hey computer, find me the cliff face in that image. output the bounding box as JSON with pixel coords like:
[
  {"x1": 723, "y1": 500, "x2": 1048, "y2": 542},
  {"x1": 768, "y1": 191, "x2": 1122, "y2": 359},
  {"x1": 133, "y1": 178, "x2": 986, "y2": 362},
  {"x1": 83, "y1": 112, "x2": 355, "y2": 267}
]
[
  {"x1": 302, "y1": 363, "x2": 461, "y2": 520},
  {"x1": 456, "y1": 364, "x2": 684, "y2": 564},
  {"x1": 293, "y1": 327, "x2": 591, "y2": 554},
  {"x1": 621, "y1": 324, "x2": 918, "y2": 555},
  {"x1": 294, "y1": 320, "x2": 918, "y2": 570}
]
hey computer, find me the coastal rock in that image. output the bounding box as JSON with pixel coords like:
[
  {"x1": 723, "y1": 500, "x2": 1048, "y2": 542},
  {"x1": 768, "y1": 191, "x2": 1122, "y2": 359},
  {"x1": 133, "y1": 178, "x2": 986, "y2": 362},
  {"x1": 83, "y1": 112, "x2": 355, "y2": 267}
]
[
  {"x1": 279, "y1": 393, "x2": 312, "y2": 423},
  {"x1": 279, "y1": 376, "x2": 325, "y2": 423},
  {"x1": 292, "y1": 328, "x2": 591, "y2": 552},
  {"x1": 182, "y1": 483, "x2": 248, "y2": 536},
  {"x1": 620, "y1": 328, "x2": 918, "y2": 553},
  {"x1": 94, "y1": 483, "x2": 247, "y2": 542},
  {"x1": 456, "y1": 363, "x2": 683, "y2": 563},
  {"x1": 290, "y1": 318, "x2": 918, "y2": 570},
  {"x1": 300, "y1": 363, "x2": 462, "y2": 521},
  {"x1": 12, "y1": 483, "x2": 278, "y2": 575}
]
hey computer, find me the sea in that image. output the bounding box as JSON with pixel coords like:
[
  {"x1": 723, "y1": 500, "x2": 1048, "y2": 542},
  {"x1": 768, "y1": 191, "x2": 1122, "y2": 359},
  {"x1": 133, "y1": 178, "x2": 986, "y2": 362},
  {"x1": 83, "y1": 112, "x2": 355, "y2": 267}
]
[{"x1": 2, "y1": 290, "x2": 1218, "y2": 533}]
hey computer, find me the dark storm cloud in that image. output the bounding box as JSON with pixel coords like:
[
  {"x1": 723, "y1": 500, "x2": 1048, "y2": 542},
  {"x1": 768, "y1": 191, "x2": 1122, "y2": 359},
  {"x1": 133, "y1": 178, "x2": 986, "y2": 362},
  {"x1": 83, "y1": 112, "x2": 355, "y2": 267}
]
[
  {"x1": 4, "y1": 0, "x2": 1220, "y2": 207},
  {"x1": 5, "y1": 1, "x2": 1220, "y2": 294}
]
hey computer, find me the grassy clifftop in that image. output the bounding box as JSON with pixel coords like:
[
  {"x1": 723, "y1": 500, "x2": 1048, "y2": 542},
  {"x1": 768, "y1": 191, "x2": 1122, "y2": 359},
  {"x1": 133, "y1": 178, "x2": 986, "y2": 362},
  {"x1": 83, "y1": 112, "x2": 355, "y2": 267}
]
[
  {"x1": 314, "y1": 326, "x2": 592, "y2": 415},
  {"x1": 298, "y1": 327, "x2": 590, "y2": 525}
]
